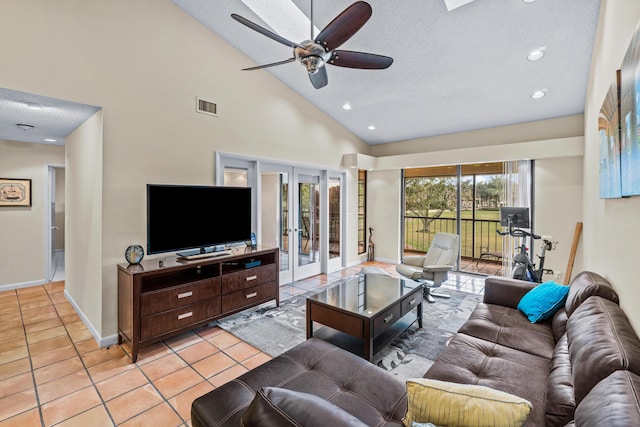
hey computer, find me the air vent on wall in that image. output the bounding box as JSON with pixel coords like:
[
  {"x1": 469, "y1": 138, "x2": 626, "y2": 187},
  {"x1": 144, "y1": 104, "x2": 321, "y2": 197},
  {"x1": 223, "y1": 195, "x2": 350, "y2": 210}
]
[{"x1": 196, "y1": 97, "x2": 218, "y2": 117}]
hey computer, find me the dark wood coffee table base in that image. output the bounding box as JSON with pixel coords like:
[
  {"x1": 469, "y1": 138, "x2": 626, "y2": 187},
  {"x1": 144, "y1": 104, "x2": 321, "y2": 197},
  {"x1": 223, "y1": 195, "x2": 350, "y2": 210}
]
[{"x1": 306, "y1": 284, "x2": 423, "y2": 361}]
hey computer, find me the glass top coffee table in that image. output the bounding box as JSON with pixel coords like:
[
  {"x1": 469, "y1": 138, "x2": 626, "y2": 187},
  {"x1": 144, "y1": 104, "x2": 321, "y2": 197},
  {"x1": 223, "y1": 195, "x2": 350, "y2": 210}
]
[{"x1": 306, "y1": 273, "x2": 423, "y2": 361}]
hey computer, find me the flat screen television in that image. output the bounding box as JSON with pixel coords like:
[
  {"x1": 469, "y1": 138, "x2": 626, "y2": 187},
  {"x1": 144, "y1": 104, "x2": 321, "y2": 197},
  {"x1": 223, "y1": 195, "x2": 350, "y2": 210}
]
[
  {"x1": 499, "y1": 206, "x2": 530, "y2": 228},
  {"x1": 147, "y1": 184, "x2": 252, "y2": 255}
]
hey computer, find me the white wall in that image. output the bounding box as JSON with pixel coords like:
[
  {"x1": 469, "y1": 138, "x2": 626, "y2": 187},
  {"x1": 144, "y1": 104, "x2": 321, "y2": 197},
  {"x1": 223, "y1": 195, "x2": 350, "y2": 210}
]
[
  {"x1": 0, "y1": 140, "x2": 64, "y2": 288},
  {"x1": 65, "y1": 110, "x2": 104, "y2": 340},
  {"x1": 367, "y1": 169, "x2": 402, "y2": 263},
  {"x1": 0, "y1": 0, "x2": 367, "y2": 339},
  {"x1": 534, "y1": 157, "x2": 584, "y2": 283},
  {"x1": 583, "y1": 1, "x2": 640, "y2": 332}
]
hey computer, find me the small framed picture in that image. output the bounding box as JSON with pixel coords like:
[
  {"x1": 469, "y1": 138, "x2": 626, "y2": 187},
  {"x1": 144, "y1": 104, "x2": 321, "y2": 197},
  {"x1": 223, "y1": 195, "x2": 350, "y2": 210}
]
[{"x1": 0, "y1": 178, "x2": 32, "y2": 207}]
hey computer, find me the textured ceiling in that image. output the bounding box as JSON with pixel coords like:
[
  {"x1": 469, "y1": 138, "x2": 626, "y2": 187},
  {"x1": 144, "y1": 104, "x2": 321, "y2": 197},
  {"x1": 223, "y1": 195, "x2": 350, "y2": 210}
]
[
  {"x1": 0, "y1": 88, "x2": 99, "y2": 146},
  {"x1": 172, "y1": 0, "x2": 601, "y2": 144},
  {"x1": 0, "y1": 1, "x2": 601, "y2": 147}
]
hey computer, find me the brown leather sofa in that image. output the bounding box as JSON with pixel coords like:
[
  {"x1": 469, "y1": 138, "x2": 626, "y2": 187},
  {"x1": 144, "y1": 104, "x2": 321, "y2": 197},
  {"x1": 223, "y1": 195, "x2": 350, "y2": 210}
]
[{"x1": 191, "y1": 271, "x2": 640, "y2": 426}]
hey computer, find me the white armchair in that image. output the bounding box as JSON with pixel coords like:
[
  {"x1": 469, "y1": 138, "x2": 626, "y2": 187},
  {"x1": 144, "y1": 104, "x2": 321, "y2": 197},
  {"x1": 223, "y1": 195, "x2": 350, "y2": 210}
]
[{"x1": 396, "y1": 232, "x2": 460, "y2": 303}]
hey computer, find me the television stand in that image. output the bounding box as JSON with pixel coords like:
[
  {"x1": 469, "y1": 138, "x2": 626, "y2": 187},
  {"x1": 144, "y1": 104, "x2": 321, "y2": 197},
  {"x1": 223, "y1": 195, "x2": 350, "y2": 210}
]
[{"x1": 117, "y1": 246, "x2": 279, "y2": 362}]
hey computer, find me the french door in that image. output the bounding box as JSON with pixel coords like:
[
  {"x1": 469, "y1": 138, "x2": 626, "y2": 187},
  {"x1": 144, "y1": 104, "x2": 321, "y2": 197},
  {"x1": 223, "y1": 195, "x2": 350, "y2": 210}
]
[
  {"x1": 259, "y1": 166, "x2": 322, "y2": 283},
  {"x1": 218, "y1": 153, "x2": 344, "y2": 284}
]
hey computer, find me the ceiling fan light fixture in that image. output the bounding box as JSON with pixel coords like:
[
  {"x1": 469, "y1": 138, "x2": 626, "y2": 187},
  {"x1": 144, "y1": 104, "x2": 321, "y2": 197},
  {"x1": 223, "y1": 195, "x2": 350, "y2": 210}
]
[{"x1": 300, "y1": 55, "x2": 324, "y2": 74}]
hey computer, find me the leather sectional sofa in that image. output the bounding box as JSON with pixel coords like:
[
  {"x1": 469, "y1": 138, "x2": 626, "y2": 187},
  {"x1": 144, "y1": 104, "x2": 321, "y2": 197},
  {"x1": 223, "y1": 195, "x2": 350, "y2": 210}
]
[{"x1": 191, "y1": 271, "x2": 640, "y2": 426}]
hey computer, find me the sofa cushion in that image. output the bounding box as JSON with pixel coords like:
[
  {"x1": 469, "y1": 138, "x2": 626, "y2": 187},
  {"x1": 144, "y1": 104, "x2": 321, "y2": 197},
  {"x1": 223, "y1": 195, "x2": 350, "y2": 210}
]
[
  {"x1": 458, "y1": 303, "x2": 555, "y2": 359},
  {"x1": 551, "y1": 308, "x2": 568, "y2": 342},
  {"x1": 574, "y1": 370, "x2": 640, "y2": 427},
  {"x1": 241, "y1": 387, "x2": 368, "y2": 427},
  {"x1": 564, "y1": 271, "x2": 618, "y2": 316},
  {"x1": 403, "y1": 378, "x2": 532, "y2": 427},
  {"x1": 517, "y1": 281, "x2": 570, "y2": 323},
  {"x1": 567, "y1": 296, "x2": 640, "y2": 404},
  {"x1": 191, "y1": 338, "x2": 407, "y2": 427},
  {"x1": 424, "y1": 333, "x2": 549, "y2": 427},
  {"x1": 545, "y1": 334, "x2": 575, "y2": 427}
]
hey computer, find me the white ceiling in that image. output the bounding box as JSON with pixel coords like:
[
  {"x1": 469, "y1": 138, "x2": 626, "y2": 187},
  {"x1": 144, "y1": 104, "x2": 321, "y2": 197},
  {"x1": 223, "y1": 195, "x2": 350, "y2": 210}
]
[
  {"x1": 0, "y1": 0, "x2": 601, "y2": 147},
  {"x1": 172, "y1": 0, "x2": 601, "y2": 144},
  {"x1": 0, "y1": 88, "x2": 99, "y2": 146}
]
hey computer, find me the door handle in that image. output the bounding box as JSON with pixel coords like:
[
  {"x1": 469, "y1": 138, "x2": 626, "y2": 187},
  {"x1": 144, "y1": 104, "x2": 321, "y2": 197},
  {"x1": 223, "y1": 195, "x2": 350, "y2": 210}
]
[{"x1": 51, "y1": 226, "x2": 59, "y2": 230}]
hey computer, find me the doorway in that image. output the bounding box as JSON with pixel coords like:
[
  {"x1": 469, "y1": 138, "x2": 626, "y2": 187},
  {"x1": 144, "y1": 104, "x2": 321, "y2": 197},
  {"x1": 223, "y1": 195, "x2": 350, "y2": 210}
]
[{"x1": 47, "y1": 165, "x2": 65, "y2": 282}]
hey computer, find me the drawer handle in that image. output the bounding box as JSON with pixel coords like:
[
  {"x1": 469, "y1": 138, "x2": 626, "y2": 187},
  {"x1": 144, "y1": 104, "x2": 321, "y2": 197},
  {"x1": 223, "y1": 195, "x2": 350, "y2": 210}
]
[
  {"x1": 246, "y1": 292, "x2": 258, "y2": 299},
  {"x1": 246, "y1": 275, "x2": 258, "y2": 281},
  {"x1": 177, "y1": 312, "x2": 193, "y2": 320},
  {"x1": 384, "y1": 314, "x2": 394, "y2": 323},
  {"x1": 177, "y1": 291, "x2": 193, "y2": 299},
  {"x1": 408, "y1": 298, "x2": 416, "y2": 306}
]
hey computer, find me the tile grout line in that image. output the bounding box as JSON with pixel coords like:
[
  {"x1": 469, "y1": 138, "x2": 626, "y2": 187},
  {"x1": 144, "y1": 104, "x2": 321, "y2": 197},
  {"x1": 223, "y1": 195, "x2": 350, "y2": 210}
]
[
  {"x1": 17, "y1": 287, "x2": 48, "y2": 427},
  {"x1": 47, "y1": 284, "x2": 119, "y2": 427}
]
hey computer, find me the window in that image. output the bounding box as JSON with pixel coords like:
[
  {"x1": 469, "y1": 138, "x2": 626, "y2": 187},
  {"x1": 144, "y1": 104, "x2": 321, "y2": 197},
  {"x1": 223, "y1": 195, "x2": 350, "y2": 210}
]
[{"x1": 358, "y1": 170, "x2": 367, "y2": 254}]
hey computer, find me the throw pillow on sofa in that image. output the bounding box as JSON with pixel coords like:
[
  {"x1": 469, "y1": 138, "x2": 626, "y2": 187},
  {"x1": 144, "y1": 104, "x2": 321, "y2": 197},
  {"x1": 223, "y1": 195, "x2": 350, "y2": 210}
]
[
  {"x1": 517, "y1": 280, "x2": 570, "y2": 323},
  {"x1": 241, "y1": 387, "x2": 368, "y2": 427},
  {"x1": 403, "y1": 378, "x2": 532, "y2": 427}
]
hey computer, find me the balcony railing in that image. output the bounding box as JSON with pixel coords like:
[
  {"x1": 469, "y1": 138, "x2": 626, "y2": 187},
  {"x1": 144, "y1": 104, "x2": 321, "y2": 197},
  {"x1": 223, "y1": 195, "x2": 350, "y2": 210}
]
[{"x1": 403, "y1": 215, "x2": 503, "y2": 260}]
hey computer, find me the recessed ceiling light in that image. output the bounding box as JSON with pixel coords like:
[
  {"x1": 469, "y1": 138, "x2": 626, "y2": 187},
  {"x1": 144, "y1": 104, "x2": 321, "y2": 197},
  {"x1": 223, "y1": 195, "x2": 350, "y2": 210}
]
[
  {"x1": 44, "y1": 138, "x2": 58, "y2": 142},
  {"x1": 342, "y1": 103, "x2": 352, "y2": 110},
  {"x1": 527, "y1": 48, "x2": 545, "y2": 61},
  {"x1": 531, "y1": 90, "x2": 546, "y2": 99},
  {"x1": 368, "y1": 125, "x2": 376, "y2": 130},
  {"x1": 523, "y1": 0, "x2": 537, "y2": 3}
]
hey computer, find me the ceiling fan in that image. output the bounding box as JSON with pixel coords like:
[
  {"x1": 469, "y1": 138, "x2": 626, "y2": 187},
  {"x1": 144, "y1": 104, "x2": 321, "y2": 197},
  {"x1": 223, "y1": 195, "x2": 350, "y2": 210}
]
[{"x1": 231, "y1": 1, "x2": 393, "y2": 89}]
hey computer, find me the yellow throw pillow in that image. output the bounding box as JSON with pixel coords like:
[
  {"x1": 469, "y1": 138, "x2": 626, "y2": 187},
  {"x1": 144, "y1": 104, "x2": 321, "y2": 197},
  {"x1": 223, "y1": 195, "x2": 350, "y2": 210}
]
[{"x1": 403, "y1": 379, "x2": 532, "y2": 427}]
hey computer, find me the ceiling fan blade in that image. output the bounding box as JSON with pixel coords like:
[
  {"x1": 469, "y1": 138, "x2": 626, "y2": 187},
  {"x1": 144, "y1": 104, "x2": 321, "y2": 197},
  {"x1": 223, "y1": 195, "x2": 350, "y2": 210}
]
[
  {"x1": 231, "y1": 14, "x2": 303, "y2": 49},
  {"x1": 242, "y1": 58, "x2": 296, "y2": 71},
  {"x1": 328, "y1": 50, "x2": 393, "y2": 69},
  {"x1": 315, "y1": 1, "x2": 372, "y2": 51},
  {"x1": 309, "y1": 67, "x2": 328, "y2": 89}
]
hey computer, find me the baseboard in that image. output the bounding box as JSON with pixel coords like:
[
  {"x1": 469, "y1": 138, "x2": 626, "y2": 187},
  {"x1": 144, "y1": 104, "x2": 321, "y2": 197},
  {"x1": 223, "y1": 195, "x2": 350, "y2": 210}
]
[
  {"x1": 64, "y1": 290, "x2": 118, "y2": 348},
  {"x1": 0, "y1": 279, "x2": 46, "y2": 292}
]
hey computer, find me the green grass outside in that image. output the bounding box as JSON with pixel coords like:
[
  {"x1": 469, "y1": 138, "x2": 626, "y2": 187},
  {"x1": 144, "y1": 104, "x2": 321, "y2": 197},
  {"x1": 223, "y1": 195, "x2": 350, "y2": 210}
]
[{"x1": 404, "y1": 209, "x2": 503, "y2": 257}]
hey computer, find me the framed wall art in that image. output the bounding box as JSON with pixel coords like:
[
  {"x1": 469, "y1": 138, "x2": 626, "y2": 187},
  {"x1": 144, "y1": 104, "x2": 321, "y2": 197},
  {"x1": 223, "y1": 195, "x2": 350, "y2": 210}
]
[
  {"x1": 620, "y1": 22, "x2": 640, "y2": 197},
  {"x1": 0, "y1": 178, "x2": 32, "y2": 207},
  {"x1": 598, "y1": 70, "x2": 622, "y2": 199}
]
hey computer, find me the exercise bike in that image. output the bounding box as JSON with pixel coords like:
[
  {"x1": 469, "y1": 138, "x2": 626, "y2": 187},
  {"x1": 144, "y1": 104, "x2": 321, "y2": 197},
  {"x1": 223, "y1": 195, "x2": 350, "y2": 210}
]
[{"x1": 497, "y1": 224, "x2": 557, "y2": 283}]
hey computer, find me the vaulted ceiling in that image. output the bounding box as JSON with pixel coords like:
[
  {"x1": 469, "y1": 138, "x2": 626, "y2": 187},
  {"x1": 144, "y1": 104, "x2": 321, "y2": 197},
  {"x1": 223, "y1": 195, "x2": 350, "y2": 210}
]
[
  {"x1": 0, "y1": 0, "x2": 601, "y2": 146},
  {"x1": 172, "y1": 0, "x2": 601, "y2": 144}
]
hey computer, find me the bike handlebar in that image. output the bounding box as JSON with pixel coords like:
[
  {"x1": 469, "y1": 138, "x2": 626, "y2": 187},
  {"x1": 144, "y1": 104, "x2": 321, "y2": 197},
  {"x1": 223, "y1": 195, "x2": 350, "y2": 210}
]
[{"x1": 496, "y1": 226, "x2": 541, "y2": 240}]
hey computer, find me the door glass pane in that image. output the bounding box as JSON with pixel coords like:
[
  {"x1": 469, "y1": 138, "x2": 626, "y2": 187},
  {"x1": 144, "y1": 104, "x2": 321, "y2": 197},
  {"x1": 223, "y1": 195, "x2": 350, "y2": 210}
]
[
  {"x1": 298, "y1": 175, "x2": 319, "y2": 267},
  {"x1": 261, "y1": 171, "x2": 289, "y2": 272},
  {"x1": 403, "y1": 175, "x2": 458, "y2": 256},
  {"x1": 329, "y1": 178, "x2": 340, "y2": 260},
  {"x1": 224, "y1": 168, "x2": 248, "y2": 187}
]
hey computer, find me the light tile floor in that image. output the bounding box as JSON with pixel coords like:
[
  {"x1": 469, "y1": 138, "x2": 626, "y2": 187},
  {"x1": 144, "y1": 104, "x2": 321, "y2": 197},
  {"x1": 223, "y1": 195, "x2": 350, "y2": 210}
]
[{"x1": 0, "y1": 262, "x2": 484, "y2": 426}]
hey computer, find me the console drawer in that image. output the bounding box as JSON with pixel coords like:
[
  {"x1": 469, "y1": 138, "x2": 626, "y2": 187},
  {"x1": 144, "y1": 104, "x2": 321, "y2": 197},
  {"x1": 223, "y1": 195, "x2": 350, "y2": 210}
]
[
  {"x1": 401, "y1": 292, "x2": 421, "y2": 317},
  {"x1": 141, "y1": 277, "x2": 220, "y2": 317},
  {"x1": 221, "y1": 282, "x2": 277, "y2": 313},
  {"x1": 140, "y1": 298, "x2": 221, "y2": 340},
  {"x1": 373, "y1": 304, "x2": 402, "y2": 339},
  {"x1": 222, "y1": 265, "x2": 277, "y2": 294}
]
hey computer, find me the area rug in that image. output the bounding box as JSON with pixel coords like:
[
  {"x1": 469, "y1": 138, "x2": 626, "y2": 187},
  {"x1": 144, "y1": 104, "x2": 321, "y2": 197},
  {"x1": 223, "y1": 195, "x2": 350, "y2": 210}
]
[{"x1": 215, "y1": 281, "x2": 482, "y2": 380}]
